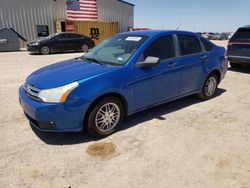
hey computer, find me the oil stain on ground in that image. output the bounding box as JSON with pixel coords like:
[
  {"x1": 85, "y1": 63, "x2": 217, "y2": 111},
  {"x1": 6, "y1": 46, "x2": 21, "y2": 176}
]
[
  {"x1": 216, "y1": 159, "x2": 230, "y2": 169},
  {"x1": 86, "y1": 142, "x2": 116, "y2": 158}
]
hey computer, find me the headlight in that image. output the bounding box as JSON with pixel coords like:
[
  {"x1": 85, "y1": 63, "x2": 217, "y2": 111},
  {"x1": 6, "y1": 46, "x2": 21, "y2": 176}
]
[
  {"x1": 31, "y1": 42, "x2": 40, "y2": 46},
  {"x1": 38, "y1": 82, "x2": 79, "y2": 103}
]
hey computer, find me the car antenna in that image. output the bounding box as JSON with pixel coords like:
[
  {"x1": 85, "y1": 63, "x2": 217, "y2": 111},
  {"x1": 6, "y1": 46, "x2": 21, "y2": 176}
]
[{"x1": 176, "y1": 22, "x2": 183, "y2": 30}]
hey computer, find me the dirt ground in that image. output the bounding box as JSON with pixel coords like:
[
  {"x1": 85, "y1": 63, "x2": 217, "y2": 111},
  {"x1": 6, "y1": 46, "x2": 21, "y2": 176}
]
[{"x1": 0, "y1": 41, "x2": 250, "y2": 188}]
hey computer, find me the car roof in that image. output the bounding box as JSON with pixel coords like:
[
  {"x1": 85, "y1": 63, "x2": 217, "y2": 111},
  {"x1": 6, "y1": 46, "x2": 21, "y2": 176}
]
[
  {"x1": 239, "y1": 25, "x2": 250, "y2": 29},
  {"x1": 57, "y1": 32, "x2": 82, "y2": 35},
  {"x1": 121, "y1": 30, "x2": 198, "y2": 37}
]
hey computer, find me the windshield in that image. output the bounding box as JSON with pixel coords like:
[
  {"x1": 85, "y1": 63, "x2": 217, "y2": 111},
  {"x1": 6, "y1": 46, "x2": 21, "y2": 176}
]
[
  {"x1": 45, "y1": 33, "x2": 57, "y2": 39},
  {"x1": 84, "y1": 35, "x2": 148, "y2": 65}
]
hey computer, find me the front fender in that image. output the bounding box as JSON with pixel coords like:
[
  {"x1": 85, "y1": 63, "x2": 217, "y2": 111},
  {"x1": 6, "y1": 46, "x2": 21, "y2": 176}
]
[{"x1": 71, "y1": 66, "x2": 135, "y2": 114}]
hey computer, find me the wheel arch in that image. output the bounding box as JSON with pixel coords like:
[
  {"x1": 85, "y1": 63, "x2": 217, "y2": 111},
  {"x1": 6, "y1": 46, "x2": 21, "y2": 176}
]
[
  {"x1": 209, "y1": 69, "x2": 221, "y2": 83},
  {"x1": 84, "y1": 92, "x2": 128, "y2": 127}
]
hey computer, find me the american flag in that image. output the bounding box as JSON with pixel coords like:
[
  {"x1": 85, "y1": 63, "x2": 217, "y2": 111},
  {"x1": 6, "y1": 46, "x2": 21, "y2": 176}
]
[{"x1": 66, "y1": 0, "x2": 98, "y2": 21}]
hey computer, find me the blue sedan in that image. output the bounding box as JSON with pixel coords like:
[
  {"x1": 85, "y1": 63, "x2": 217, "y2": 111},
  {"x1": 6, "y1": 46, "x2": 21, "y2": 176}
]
[{"x1": 19, "y1": 30, "x2": 228, "y2": 137}]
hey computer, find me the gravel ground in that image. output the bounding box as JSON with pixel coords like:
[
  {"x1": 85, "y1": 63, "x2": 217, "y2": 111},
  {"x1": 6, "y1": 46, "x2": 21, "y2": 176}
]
[{"x1": 0, "y1": 41, "x2": 250, "y2": 188}]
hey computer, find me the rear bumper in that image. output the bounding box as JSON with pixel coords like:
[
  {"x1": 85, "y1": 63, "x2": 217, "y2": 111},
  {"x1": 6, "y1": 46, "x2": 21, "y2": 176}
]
[
  {"x1": 228, "y1": 55, "x2": 250, "y2": 64},
  {"x1": 19, "y1": 86, "x2": 90, "y2": 132}
]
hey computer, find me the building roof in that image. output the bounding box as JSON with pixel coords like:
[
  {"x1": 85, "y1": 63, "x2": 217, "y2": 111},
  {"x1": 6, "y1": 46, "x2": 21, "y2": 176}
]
[{"x1": 118, "y1": 0, "x2": 134, "y2": 6}]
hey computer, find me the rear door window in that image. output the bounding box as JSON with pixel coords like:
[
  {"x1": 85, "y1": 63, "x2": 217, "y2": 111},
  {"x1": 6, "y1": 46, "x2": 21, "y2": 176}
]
[
  {"x1": 178, "y1": 35, "x2": 202, "y2": 55},
  {"x1": 200, "y1": 37, "x2": 213, "y2": 52},
  {"x1": 68, "y1": 34, "x2": 83, "y2": 39},
  {"x1": 139, "y1": 35, "x2": 175, "y2": 61},
  {"x1": 232, "y1": 28, "x2": 250, "y2": 40}
]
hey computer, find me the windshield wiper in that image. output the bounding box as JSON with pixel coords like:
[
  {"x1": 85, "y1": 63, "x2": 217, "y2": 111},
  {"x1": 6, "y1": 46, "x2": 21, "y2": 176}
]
[
  {"x1": 78, "y1": 56, "x2": 103, "y2": 65},
  {"x1": 86, "y1": 57, "x2": 104, "y2": 65}
]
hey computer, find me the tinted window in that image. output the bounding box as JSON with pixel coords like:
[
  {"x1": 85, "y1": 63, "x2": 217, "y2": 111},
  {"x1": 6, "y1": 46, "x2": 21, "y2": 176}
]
[
  {"x1": 37, "y1": 25, "x2": 49, "y2": 37},
  {"x1": 178, "y1": 35, "x2": 202, "y2": 55},
  {"x1": 56, "y1": 34, "x2": 67, "y2": 39},
  {"x1": 200, "y1": 37, "x2": 213, "y2": 51},
  {"x1": 68, "y1": 34, "x2": 83, "y2": 39},
  {"x1": 139, "y1": 36, "x2": 175, "y2": 61},
  {"x1": 232, "y1": 28, "x2": 250, "y2": 40}
]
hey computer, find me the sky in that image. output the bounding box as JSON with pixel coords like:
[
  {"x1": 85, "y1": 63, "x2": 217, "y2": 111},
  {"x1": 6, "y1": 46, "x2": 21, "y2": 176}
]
[{"x1": 128, "y1": 0, "x2": 250, "y2": 33}]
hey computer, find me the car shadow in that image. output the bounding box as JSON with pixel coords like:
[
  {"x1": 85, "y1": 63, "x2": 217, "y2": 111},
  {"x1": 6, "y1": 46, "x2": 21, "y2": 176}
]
[
  {"x1": 228, "y1": 65, "x2": 250, "y2": 74},
  {"x1": 33, "y1": 88, "x2": 226, "y2": 145}
]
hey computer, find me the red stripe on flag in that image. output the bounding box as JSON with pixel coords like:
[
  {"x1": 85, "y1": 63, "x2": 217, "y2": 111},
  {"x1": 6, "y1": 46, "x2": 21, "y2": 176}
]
[
  {"x1": 67, "y1": 0, "x2": 98, "y2": 21},
  {"x1": 67, "y1": 12, "x2": 98, "y2": 15},
  {"x1": 67, "y1": 16, "x2": 98, "y2": 20}
]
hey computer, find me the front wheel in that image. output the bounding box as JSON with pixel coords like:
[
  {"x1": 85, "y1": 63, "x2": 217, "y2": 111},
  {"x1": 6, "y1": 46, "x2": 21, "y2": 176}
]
[
  {"x1": 40, "y1": 45, "x2": 50, "y2": 55},
  {"x1": 86, "y1": 97, "x2": 124, "y2": 137},
  {"x1": 198, "y1": 74, "x2": 218, "y2": 100}
]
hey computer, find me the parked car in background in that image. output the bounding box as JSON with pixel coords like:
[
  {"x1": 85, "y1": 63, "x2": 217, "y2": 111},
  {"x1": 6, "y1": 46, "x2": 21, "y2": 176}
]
[
  {"x1": 202, "y1": 32, "x2": 216, "y2": 40},
  {"x1": 27, "y1": 32, "x2": 95, "y2": 55},
  {"x1": 201, "y1": 33, "x2": 211, "y2": 39},
  {"x1": 212, "y1": 33, "x2": 228, "y2": 40},
  {"x1": 227, "y1": 26, "x2": 250, "y2": 68},
  {"x1": 19, "y1": 30, "x2": 227, "y2": 137}
]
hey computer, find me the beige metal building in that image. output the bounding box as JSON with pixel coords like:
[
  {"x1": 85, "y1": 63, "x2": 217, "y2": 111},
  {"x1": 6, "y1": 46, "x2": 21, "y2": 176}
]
[{"x1": 0, "y1": 0, "x2": 134, "y2": 47}]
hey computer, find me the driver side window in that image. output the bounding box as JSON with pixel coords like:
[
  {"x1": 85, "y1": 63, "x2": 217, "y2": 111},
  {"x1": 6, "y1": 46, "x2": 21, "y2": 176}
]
[{"x1": 138, "y1": 35, "x2": 175, "y2": 62}]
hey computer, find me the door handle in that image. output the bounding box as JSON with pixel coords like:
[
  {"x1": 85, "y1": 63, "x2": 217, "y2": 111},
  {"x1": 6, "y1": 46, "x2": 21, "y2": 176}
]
[
  {"x1": 168, "y1": 62, "x2": 178, "y2": 68},
  {"x1": 200, "y1": 54, "x2": 208, "y2": 60}
]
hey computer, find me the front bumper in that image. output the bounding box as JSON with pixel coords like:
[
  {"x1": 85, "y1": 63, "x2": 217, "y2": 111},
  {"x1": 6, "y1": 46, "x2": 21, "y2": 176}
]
[
  {"x1": 27, "y1": 45, "x2": 40, "y2": 53},
  {"x1": 19, "y1": 86, "x2": 90, "y2": 132}
]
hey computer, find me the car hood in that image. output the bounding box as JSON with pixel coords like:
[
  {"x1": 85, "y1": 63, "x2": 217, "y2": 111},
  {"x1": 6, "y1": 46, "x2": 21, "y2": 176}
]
[
  {"x1": 28, "y1": 38, "x2": 49, "y2": 44},
  {"x1": 26, "y1": 58, "x2": 118, "y2": 89}
]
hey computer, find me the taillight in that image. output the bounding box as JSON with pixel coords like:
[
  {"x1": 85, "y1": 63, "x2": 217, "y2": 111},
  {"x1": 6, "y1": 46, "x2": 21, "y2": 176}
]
[{"x1": 224, "y1": 50, "x2": 228, "y2": 58}]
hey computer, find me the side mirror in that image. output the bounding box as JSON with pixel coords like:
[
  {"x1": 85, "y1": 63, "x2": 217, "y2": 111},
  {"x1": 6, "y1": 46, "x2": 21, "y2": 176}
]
[{"x1": 137, "y1": 56, "x2": 160, "y2": 68}]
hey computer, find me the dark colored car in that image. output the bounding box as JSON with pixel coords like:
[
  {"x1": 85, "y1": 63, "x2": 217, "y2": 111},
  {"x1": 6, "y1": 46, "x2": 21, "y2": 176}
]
[
  {"x1": 27, "y1": 32, "x2": 95, "y2": 55},
  {"x1": 227, "y1": 26, "x2": 250, "y2": 68},
  {"x1": 19, "y1": 30, "x2": 227, "y2": 137}
]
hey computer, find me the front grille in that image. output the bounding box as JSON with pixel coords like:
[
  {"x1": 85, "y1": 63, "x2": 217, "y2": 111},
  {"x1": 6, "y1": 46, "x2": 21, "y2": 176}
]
[
  {"x1": 25, "y1": 113, "x2": 56, "y2": 129},
  {"x1": 23, "y1": 83, "x2": 41, "y2": 101}
]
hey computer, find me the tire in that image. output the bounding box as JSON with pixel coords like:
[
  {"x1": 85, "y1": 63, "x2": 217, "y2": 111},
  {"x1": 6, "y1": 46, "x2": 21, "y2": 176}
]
[
  {"x1": 86, "y1": 97, "x2": 124, "y2": 137},
  {"x1": 40, "y1": 45, "x2": 50, "y2": 55},
  {"x1": 230, "y1": 62, "x2": 242, "y2": 68},
  {"x1": 80, "y1": 44, "x2": 89, "y2": 53},
  {"x1": 198, "y1": 73, "x2": 218, "y2": 100}
]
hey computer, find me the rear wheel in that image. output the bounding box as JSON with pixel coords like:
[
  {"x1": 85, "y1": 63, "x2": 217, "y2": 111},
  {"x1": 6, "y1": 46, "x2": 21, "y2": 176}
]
[
  {"x1": 230, "y1": 62, "x2": 242, "y2": 68},
  {"x1": 198, "y1": 73, "x2": 218, "y2": 100},
  {"x1": 40, "y1": 45, "x2": 50, "y2": 55},
  {"x1": 86, "y1": 97, "x2": 124, "y2": 137},
  {"x1": 81, "y1": 44, "x2": 89, "y2": 53}
]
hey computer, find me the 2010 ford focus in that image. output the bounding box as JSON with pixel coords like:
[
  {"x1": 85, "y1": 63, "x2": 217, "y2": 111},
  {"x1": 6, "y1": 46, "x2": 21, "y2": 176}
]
[{"x1": 19, "y1": 30, "x2": 228, "y2": 137}]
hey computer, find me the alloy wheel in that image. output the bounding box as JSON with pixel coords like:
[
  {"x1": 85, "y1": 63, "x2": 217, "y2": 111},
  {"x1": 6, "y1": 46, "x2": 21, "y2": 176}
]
[
  {"x1": 205, "y1": 76, "x2": 217, "y2": 97},
  {"x1": 41, "y1": 46, "x2": 50, "y2": 55},
  {"x1": 95, "y1": 103, "x2": 120, "y2": 133},
  {"x1": 81, "y1": 44, "x2": 89, "y2": 53}
]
